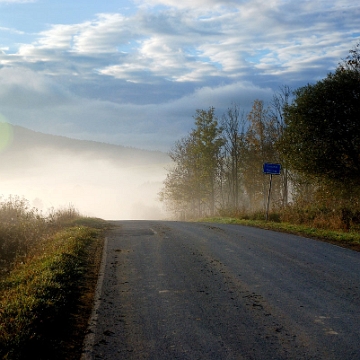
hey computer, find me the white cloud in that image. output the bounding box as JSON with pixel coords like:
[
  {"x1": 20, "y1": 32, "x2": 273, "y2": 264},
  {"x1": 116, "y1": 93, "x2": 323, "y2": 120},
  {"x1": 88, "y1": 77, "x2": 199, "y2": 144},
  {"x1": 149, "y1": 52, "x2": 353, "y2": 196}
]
[
  {"x1": 0, "y1": 26, "x2": 25, "y2": 34},
  {"x1": 134, "y1": 0, "x2": 239, "y2": 10},
  {"x1": 0, "y1": 0, "x2": 358, "y2": 151},
  {"x1": 0, "y1": 67, "x2": 73, "y2": 108},
  {"x1": 72, "y1": 13, "x2": 137, "y2": 54},
  {"x1": 0, "y1": 66, "x2": 275, "y2": 151},
  {"x1": 29, "y1": 5, "x2": 360, "y2": 80},
  {"x1": 1, "y1": 2, "x2": 357, "y2": 86}
]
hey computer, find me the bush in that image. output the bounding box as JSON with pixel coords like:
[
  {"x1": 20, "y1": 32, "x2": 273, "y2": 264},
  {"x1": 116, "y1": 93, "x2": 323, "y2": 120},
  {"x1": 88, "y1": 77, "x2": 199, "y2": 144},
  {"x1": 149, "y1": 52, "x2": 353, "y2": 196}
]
[
  {"x1": 268, "y1": 212, "x2": 281, "y2": 222},
  {"x1": 279, "y1": 203, "x2": 359, "y2": 231}
]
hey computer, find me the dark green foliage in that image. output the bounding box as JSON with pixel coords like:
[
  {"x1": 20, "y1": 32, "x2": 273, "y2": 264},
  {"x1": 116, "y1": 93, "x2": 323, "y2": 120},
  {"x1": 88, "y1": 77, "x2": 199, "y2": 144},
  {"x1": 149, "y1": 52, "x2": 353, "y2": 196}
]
[
  {"x1": 339, "y1": 42, "x2": 360, "y2": 73},
  {"x1": 281, "y1": 68, "x2": 360, "y2": 184}
]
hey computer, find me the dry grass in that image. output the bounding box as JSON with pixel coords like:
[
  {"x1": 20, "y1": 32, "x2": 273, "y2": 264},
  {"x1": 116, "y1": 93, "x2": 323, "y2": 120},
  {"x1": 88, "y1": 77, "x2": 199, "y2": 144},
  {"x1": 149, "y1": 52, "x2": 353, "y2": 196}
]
[
  {"x1": 201, "y1": 216, "x2": 360, "y2": 252},
  {"x1": 203, "y1": 198, "x2": 360, "y2": 252},
  {"x1": 0, "y1": 196, "x2": 109, "y2": 359},
  {"x1": 0, "y1": 196, "x2": 83, "y2": 275},
  {"x1": 217, "y1": 201, "x2": 360, "y2": 233}
]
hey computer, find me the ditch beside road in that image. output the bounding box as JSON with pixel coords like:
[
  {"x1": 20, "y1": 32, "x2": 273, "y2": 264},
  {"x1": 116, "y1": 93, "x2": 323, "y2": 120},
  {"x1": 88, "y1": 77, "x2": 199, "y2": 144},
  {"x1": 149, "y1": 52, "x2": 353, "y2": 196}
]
[{"x1": 82, "y1": 220, "x2": 360, "y2": 359}]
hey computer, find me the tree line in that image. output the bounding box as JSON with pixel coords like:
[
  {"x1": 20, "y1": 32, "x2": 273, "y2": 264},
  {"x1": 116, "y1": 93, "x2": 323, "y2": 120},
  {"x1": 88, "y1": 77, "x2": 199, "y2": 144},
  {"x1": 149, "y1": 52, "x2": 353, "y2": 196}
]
[{"x1": 160, "y1": 43, "x2": 360, "y2": 227}]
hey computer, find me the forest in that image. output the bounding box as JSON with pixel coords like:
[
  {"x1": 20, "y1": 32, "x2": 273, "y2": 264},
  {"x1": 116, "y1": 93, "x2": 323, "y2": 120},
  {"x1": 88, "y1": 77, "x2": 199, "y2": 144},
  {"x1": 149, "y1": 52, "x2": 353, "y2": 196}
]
[{"x1": 159, "y1": 43, "x2": 360, "y2": 231}]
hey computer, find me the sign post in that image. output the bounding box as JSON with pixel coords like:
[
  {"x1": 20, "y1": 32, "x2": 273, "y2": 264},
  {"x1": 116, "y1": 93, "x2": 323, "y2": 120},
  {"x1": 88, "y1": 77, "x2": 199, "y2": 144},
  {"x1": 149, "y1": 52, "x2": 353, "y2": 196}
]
[{"x1": 263, "y1": 163, "x2": 281, "y2": 221}]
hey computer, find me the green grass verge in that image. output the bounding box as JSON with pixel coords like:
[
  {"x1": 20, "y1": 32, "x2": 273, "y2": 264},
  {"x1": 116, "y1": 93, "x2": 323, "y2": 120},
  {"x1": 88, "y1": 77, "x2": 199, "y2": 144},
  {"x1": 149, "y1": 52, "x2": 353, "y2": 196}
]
[
  {"x1": 198, "y1": 217, "x2": 360, "y2": 251},
  {"x1": 0, "y1": 218, "x2": 107, "y2": 359}
]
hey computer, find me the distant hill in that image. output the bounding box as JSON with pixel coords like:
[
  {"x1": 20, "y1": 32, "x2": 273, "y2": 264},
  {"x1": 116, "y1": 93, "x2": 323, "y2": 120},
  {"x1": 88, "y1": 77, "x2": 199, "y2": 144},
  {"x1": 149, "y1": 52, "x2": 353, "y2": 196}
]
[
  {"x1": 0, "y1": 123, "x2": 171, "y2": 220},
  {"x1": 1, "y1": 124, "x2": 169, "y2": 168}
]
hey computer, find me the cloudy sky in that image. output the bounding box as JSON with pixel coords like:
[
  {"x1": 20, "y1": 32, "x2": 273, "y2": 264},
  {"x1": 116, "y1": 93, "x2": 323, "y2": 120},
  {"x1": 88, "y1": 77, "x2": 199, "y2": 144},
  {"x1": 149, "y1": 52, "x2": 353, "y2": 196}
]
[{"x1": 0, "y1": 0, "x2": 359, "y2": 151}]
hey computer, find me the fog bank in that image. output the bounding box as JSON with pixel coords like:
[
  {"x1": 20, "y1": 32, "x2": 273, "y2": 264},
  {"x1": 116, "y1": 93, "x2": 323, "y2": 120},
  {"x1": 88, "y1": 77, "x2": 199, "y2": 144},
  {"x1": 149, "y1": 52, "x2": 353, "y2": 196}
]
[{"x1": 0, "y1": 124, "x2": 170, "y2": 220}]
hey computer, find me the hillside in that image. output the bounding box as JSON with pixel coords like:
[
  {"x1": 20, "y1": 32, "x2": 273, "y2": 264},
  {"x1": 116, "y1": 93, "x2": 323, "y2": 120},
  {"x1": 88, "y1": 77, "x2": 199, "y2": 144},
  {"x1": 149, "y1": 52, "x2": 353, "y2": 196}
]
[
  {"x1": 0, "y1": 123, "x2": 170, "y2": 219},
  {"x1": 1, "y1": 124, "x2": 169, "y2": 169}
]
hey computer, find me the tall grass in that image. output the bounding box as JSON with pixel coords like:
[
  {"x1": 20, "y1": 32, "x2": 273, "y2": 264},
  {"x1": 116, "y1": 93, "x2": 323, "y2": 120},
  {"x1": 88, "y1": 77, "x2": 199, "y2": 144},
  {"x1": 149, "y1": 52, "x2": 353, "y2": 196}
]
[
  {"x1": 0, "y1": 196, "x2": 108, "y2": 359},
  {"x1": 0, "y1": 196, "x2": 80, "y2": 275},
  {"x1": 0, "y1": 226, "x2": 100, "y2": 359},
  {"x1": 218, "y1": 203, "x2": 360, "y2": 233},
  {"x1": 205, "y1": 204, "x2": 360, "y2": 251}
]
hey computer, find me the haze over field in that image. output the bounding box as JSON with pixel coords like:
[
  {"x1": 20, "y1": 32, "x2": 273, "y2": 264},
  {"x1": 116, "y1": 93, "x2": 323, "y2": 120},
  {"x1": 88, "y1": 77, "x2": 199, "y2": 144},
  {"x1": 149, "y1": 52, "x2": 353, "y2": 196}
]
[
  {"x1": 0, "y1": 124, "x2": 170, "y2": 219},
  {"x1": 0, "y1": 0, "x2": 358, "y2": 151}
]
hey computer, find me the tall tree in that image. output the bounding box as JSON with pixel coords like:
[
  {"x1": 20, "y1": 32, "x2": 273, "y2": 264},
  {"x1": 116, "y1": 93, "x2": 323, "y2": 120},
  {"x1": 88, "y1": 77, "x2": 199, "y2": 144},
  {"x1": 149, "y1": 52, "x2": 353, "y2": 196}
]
[
  {"x1": 281, "y1": 68, "x2": 360, "y2": 185},
  {"x1": 271, "y1": 85, "x2": 292, "y2": 207},
  {"x1": 159, "y1": 134, "x2": 201, "y2": 219},
  {"x1": 221, "y1": 104, "x2": 246, "y2": 212},
  {"x1": 159, "y1": 107, "x2": 224, "y2": 218},
  {"x1": 244, "y1": 100, "x2": 279, "y2": 210},
  {"x1": 191, "y1": 107, "x2": 224, "y2": 216}
]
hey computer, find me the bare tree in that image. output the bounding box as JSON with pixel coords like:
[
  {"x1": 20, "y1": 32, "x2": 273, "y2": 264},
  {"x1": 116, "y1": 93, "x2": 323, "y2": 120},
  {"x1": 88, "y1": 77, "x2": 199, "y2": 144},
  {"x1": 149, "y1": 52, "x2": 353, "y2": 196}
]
[
  {"x1": 221, "y1": 104, "x2": 246, "y2": 212},
  {"x1": 271, "y1": 85, "x2": 292, "y2": 207}
]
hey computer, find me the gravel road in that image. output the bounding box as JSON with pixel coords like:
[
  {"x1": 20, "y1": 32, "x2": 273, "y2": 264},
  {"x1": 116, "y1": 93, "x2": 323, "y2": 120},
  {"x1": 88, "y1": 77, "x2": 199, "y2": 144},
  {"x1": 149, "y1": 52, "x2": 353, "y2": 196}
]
[{"x1": 81, "y1": 221, "x2": 360, "y2": 359}]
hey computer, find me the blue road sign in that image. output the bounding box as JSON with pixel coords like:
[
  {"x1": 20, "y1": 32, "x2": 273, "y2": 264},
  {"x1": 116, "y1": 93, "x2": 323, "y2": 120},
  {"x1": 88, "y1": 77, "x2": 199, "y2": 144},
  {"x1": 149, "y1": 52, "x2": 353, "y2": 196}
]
[{"x1": 263, "y1": 163, "x2": 281, "y2": 175}]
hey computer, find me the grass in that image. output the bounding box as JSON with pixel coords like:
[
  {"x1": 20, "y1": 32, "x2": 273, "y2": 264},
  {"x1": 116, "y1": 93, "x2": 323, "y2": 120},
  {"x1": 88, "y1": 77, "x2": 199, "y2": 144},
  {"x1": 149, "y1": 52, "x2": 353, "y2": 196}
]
[
  {"x1": 0, "y1": 197, "x2": 111, "y2": 359},
  {"x1": 0, "y1": 225, "x2": 103, "y2": 359},
  {"x1": 199, "y1": 217, "x2": 360, "y2": 252}
]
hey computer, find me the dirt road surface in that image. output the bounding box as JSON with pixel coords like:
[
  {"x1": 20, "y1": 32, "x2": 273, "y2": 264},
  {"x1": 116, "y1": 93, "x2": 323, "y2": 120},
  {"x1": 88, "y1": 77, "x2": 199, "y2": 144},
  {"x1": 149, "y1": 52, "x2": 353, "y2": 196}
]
[{"x1": 81, "y1": 221, "x2": 360, "y2": 359}]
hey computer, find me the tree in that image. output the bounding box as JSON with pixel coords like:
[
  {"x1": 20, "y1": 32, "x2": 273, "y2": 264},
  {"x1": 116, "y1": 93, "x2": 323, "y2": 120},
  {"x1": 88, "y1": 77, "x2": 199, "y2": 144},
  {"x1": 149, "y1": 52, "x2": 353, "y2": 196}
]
[
  {"x1": 281, "y1": 68, "x2": 360, "y2": 185},
  {"x1": 159, "y1": 134, "x2": 201, "y2": 219},
  {"x1": 221, "y1": 104, "x2": 246, "y2": 211},
  {"x1": 339, "y1": 42, "x2": 360, "y2": 73},
  {"x1": 244, "y1": 99, "x2": 280, "y2": 210},
  {"x1": 159, "y1": 107, "x2": 224, "y2": 218},
  {"x1": 271, "y1": 85, "x2": 292, "y2": 207},
  {"x1": 191, "y1": 107, "x2": 224, "y2": 216}
]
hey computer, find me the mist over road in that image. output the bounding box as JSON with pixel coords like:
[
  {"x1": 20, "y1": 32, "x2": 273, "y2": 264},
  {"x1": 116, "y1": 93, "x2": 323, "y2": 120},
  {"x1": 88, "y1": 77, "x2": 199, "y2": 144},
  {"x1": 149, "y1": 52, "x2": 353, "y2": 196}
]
[{"x1": 82, "y1": 221, "x2": 360, "y2": 359}]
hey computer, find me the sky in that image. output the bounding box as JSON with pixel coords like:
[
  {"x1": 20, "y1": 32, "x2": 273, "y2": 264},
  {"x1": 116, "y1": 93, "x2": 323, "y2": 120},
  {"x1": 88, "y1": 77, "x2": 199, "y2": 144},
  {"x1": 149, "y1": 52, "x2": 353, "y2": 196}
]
[{"x1": 0, "y1": 0, "x2": 359, "y2": 151}]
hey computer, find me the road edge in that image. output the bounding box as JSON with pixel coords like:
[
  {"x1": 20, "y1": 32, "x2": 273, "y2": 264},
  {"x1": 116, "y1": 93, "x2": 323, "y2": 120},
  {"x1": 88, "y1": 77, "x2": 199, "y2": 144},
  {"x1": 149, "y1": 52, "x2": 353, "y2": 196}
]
[{"x1": 80, "y1": 236, "x2": 108, "y2": 360}]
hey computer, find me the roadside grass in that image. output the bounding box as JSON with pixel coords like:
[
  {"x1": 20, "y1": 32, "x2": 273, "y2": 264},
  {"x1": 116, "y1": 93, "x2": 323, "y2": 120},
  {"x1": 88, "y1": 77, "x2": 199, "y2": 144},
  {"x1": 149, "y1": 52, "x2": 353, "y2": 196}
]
[
  {"x1": 198, "y1": 217, "x2": 360, "y2": 252},
  {"x1": 0, "y1": 197, "x2": 111, "y2": 359}
]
